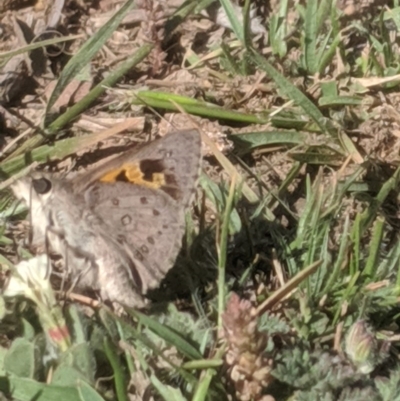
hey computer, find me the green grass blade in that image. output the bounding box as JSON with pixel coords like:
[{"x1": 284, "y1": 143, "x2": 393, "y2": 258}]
[
  {"x1": 45, "y1": 0, "x2": 136, "y2": 118},
  {"x1": 231, "y1": 130, "x2": 309, "y2": 153},
  {"x1": 191, "y1": 368, "x2": 216, "y2": 401},
  {"x1": 364, "y1": 217, "x2": 385, "y2": 278},
  {"x1": 316, "y1": 0, "x2": 332, "y2": 33},
  {"x1": 355, "y1": 166, "x2": 400, "y2": 236},
  {"x1": 317, "y1": 31, "x2": 341, "y2": 75},
  {"x1": 217, "y1": 178, "x2": 236, "y2": 330},
  {"x1": 269, "y1": 0, "x2": 289, "y2": 57},
  {"x1": 304, "y1": 0, "x2": 318, "y2": 74},
  {"x1": 164, "y1": 0, "x2": 198, "y2": 38},
  {"x1": 395, "y1": 244, "x2": 400, "y2": 287},
  {"x1": 290, "y1": 153, "x2": 343, "y2": 165},
  {"x1": 218, "y1": 0, "x2": 244, "y2": 43},
  {"x1": 0, "y1": 35, "x2": 81, "y2": 61},
  {"x1": 103, "y1": 337, "x2": 129, "y2": 401},
  {"x1": 322, "y1": 215, "x2": 350, "y2": 294},
  {"x1": 151, "y1": 375, "x2": 186, "y2": 401},
  {"x1": 319, "y1": 95, "x2": 362, "y2": 107},
  {"x1": 220, "y1": 43, "x2": 242, "y2": 75},
  {"x1": 10, "y1": 44, "x2": 153, "y2": 157},
  {"x1": 379, "y1": 240, "x2": 400, "y2": 282},
  {"x1": 0, "y1": 139, "x2": 86, "y2": 177},
  {"x1": 248, "y1": 48, "x2": 329, "y2": 133},
  {"x1": 46, "y1": 44, "x2": 153, "y2": 135},
  {"x1": 0, "y1": 120, "x2": 139, "y2": 177},
  {"x1": 133, "y1": 91, "x2": 267, "y2": 124},
  {"x1": 129, "y1": 310, "x2": 202, "y2": 360},
  {"x1": 242, "y1": 0, "x2": 252, "y2": 49},
  {"x1": 183, "y1": 359, "x2": 223, "y2": 370},
  {"x1": 351, "y1": 214, "x2": 361, "y2": 277},
  {"x1": 100, "y1": 310, "x2": 198, "y2": 384}
]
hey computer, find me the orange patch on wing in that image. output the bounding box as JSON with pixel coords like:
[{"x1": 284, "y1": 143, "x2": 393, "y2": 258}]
[{"x1": 99, "y1": 163, "x2": 166, "y2": 189}]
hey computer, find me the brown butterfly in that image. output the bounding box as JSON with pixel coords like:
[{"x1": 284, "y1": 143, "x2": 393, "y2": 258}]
[{"x1": 12, "y1": 130, "x2": 202, "y2": 307}]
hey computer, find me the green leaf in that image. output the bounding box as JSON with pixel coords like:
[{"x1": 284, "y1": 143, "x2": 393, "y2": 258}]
[
  {"x1": 52, "y1": 343, "x2": 96, "y2": 386},
  {"x1": 52, "y1": 366, "x2": 90, "y2": 388},
  {"x1": 77, "y1": 380, "x2": 106, "y2": 401},
  {"x1": 4, "y1": 338, "x2": 36, "y2": 379},
  {"x1": 0, "y1": 377, "x2": 80, "y2": 401},
  {"x1": 21, "y1": 318, "x2": 36, "y2": 342}
]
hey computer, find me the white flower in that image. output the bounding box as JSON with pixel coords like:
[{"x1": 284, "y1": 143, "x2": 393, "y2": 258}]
[
  {"x1": 4, "y1": 255, "x2": 71, "y2": 351},
  {"x1": 4, "y1": 255, "x2": 53, "y2": 305}
]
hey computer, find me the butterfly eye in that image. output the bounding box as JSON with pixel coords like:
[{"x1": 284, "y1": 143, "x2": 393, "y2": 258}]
[{"x1": 32, "y1": 177, "x2": 52, "y2": 194}]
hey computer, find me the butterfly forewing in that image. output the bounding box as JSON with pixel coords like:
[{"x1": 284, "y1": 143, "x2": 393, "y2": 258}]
[{"x1": 73, "y1": 130, "x2": 202, "y2": 208}]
